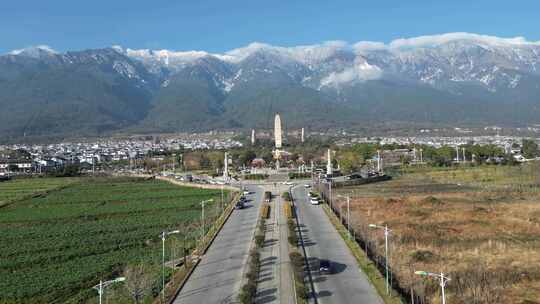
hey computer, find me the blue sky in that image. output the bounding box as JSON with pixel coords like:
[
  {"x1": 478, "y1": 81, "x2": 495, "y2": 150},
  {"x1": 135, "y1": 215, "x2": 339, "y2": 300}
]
[{"x1": 1, "y1": 0, "x2": 539, "y2": 53}]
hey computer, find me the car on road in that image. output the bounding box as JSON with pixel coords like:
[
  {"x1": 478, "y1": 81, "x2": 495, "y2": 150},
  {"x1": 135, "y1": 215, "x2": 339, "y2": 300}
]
[
  {"x1": 243, "y1": 190, "x2": 250, "y2": 195},
  {"x1": 285, "y1": 181, "x2": 293, "y2": 185},
  {"x1": 319, "y1": 259, "x2": 331, "y2": 274},
  {"x1": 310, "y1": 198, "x2": 319, "y2": 205},
  {"x1": 304, "y1": 184, "x2": 311, "y2": 188},
  {"x1": 264, "y1": 191, "x2": 272, "y2": 202}
]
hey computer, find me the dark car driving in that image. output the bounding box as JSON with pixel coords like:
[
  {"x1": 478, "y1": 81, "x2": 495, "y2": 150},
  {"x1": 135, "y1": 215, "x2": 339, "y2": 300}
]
[{"x1": 319, "y1": 259, "x2": 331, "y2": 274}]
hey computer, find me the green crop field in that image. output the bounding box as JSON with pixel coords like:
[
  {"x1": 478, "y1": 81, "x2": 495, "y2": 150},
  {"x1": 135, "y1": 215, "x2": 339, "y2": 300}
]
[
  {"x1": 0, "y1": 177, "x2": 226, "y2": 303},
  {"x1": 0, "y1": 177, "x2": 76, "y2": 207}
]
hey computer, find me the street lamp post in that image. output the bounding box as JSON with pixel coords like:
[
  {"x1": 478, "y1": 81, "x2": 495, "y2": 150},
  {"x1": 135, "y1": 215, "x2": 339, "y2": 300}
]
[
  {"x1": 200, "y1": 199, "x2": 214, "y2": 239},
  {"x1": 415, "y1": 271, "x2": 451, "y2": 304},
  {"x1": 327, "y1": 180, "x2": 333, "y2": 211},
  {"x1": 337, "y1": 194, "x2": 352, "y2": 239},
  {"x1": 369, "y1": 224, "x2": 391, "y2": 294},
  {"x1": 161, "y1": 230, "x2": 180, "y2": 302},
  {"x1": 92, "y1": 277, "x2": 125, "y2": 304}
]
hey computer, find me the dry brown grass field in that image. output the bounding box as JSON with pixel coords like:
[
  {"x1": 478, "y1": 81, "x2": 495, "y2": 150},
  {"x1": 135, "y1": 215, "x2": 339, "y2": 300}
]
[{"x1": 335, "y1": 163, "x2": 540, "y2": 304}]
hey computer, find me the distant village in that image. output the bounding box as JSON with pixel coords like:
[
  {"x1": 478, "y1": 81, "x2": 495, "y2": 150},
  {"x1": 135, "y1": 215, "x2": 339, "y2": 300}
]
[
  {"x1": 0, "y1": 135, "x2": 243, "y2": 175},
  {"x1": 0, "y1": 130, "x2": 538, "y2": 176}
]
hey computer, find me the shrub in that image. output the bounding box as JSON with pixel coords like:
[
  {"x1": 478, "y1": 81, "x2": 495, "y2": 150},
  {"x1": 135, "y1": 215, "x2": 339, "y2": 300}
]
[
  {"x1": 289, "y1": 252, "x2": 304, "y2": 268},
  {"x1": 283, "y1": 203, "x2": 293, "y2": 218},
  {"x1": 289, "y1": 172, "x2": 311, "y2": 179},
  {"x1": 422, "y1": 196, "x2": 443, "y2": 205},
  {"x1": 296, "y1": 284, "x2": 309, "y2": 299},
  {"x1": 287, "y1": 219, "x2": 296, "y2": 233},
  {"x1": 240, "y1": 282, "x2": 257, "y2": 303},
  {"x1": 261, "y1": 204, "x2": 270, "y2": 219},
  {"x1": 246, "y1": 269, "x2": 258, "y2": 282},
  {"x1": 410, "y1": 250, "x2": 436, "y2": 262},
  {"x1": 255, "y1": 235, "x2": 265, "y2": 248},
  {"x1": 244, "y1": 174, "x2": 269, "y2": 180},
  {"x1": 282, "y1": 191, "x2": 291, "y2": 201},
  {"x1": 288, "y1": 235, "x2": 298, "y2": 246}
]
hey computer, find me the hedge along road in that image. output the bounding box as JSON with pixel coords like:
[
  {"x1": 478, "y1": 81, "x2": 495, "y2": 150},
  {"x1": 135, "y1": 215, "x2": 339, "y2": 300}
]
[
  {"x1": 291, "y1": 184, "x2": 383, "y2": 304},
  {"x1": 172, "y1": 184, "x2": 263, "y2": 304}
]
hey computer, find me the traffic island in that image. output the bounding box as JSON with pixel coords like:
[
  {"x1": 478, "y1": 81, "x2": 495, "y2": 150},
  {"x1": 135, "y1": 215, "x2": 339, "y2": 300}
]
[
  {"x1": 284, "y1": 197, "x2": 309, "y2": 303},
  {"x1": 239, "y1": 202, "x2": 268, "y2": 303}
]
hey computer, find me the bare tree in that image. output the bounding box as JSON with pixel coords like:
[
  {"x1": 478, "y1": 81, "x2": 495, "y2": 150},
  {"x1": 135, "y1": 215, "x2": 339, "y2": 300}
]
[{"x1": 124, "y1": 263, "x2": 156, "y2": 304}]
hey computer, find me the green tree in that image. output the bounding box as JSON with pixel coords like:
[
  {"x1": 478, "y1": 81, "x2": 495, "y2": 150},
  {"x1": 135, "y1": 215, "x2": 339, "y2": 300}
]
[
  {"x1": 337, "y1": 150, "x2": 363, "y2": 174},
  {"x1": 239, "y1": 150, "x2": 257, "y2": 166},
  {"x1": 522, "y1": 139, "x2": 539, "y2": 159}
]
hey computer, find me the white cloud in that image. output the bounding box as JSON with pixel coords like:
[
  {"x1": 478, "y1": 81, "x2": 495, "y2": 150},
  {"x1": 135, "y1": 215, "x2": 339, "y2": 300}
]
[
  {"x1": 387, "y1": 32, "x2": 540, "y2": 49},
  {"x1": 352, "y1": 33, "x2": 540, "y2": 54},
  {"x1": 320, "y1": 60, "x2": 382, "y2": 88},
  {"x1": 353, "y1": 41, "x2": 386, "y2": 53}
]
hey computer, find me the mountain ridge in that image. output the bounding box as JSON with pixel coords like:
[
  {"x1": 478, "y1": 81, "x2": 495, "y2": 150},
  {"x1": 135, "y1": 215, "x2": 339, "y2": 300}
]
[{"x1": 2, "y1": 33, "x2": 540, "y2": 140}]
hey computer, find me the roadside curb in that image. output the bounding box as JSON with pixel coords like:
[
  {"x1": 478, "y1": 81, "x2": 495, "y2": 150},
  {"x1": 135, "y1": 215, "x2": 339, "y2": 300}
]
[{"x1": 166, "y1": 189, "x2": 241, "y2": 304}]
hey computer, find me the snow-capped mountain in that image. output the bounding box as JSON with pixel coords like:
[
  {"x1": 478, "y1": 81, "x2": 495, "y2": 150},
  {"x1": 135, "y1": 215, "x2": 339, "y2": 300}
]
[
  {"x1": 2, "y1": 33, "x2": 540, "y2": 138},
  {"x1": 118, "y1": 33, "x2": 540, "y2": 93}
]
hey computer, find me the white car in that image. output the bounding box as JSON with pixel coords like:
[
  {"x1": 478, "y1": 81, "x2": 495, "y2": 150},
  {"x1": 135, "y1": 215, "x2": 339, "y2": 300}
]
[
  {"x1": 310, "y1": 198, "x2": 319, "y2": 205},
  {"x1": 304, "y1": 184, "x2": 311, "y2": 188},
  {"x1": 243, "y1": 190, "x2": 250, "y2": 195},
  {"x1": 285, "y1": 181, "x2": 293, "y2": 185}
]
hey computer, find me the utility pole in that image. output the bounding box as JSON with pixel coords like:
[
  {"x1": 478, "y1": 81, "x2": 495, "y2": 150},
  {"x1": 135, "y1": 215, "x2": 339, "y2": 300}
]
[
  {"x1": 369, "y1": 224, "x2": 391, "y2": 294},
  {"x1": 221, "y1": 185, "x2": 224, "y2": 212},
  {"x1": 92, "y1": 277, "x2": 125, "y2": 304},
  {"x1": 415, "y1": 271, "x2": 451, "y2": 304},
  {"x1": 347, "y1": 196, "x2": 350, "y2": 238},
  {"x1": 200, "y1": 199, "x2": 214, "y2": 239},
  {"x1": 161, "y1": 230, "x2": 180, "y2": 301}
]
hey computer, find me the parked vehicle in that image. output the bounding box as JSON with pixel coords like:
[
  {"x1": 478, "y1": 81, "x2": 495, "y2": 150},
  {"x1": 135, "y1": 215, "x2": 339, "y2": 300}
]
[
  {"x1": 310, "y1": 198, "x2": 319, "y2": 205},
  {"x1": 235, "y1": 201, "x2": 245, "y2": 209}
]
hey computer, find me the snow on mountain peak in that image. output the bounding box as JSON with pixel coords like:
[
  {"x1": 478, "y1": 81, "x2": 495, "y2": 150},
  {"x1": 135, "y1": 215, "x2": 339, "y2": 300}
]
[
  {"x1": 9, "y1": 45, "x2": 58, "y2": 57},
  {"x1": 221, "y1": 40, "x2": 348, "y2": 64},
  {"x1": 125, "y1": 48, "x2": 210, "y2": 65}
]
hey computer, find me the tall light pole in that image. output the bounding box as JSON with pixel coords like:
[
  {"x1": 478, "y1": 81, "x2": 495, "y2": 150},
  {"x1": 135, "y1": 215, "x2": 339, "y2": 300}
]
[
  {"x1": 92, "y1": 277, "x2": 125, "y2": 304},
  {"x1": 337, "y1": 194, "x2": 351, "y2": 239},
  {"x1": 415, "y1": 271, "x2": 451, "y2": 304},
  {"x1": 221, "y1": 185, "x2": 224, "y2": 212},
  {"x1": 200, "y1": 199, "x2": 214, "y2": 239},
  {"x1": 161, "y1": 230, "x2": 180, "y2": 301},
  {"x1": 369, "y1": 224, "x2": 391, "y2": 294},
  {"x1": 328, "y1": 180, "x2": 333, "y2": 211}
]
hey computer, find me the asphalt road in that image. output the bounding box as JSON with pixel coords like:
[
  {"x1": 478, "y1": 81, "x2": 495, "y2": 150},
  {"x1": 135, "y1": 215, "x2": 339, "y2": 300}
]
[
  {"x1": 173, "y1": 184, "x2": 263, "y2": 304},
  {"x1": 292, "y1": 185, "x2": 383, "y2": 304}
]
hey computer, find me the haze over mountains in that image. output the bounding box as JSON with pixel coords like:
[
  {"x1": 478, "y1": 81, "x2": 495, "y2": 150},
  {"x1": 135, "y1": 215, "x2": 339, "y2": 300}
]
[{"x1": 1, "y1": 33, "x2": 540, "y2": 139}]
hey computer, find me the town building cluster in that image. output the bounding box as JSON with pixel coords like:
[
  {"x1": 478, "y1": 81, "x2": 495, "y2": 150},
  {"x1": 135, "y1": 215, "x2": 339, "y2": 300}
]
[{"x1": 0, "y1": 136, "x2": 243, "y2": 175}]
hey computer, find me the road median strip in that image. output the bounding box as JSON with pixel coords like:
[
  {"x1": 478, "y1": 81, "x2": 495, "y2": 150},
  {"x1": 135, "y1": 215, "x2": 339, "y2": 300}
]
[{"x1": 285, "y1": 195, "x2": 308, "y2": 304}]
